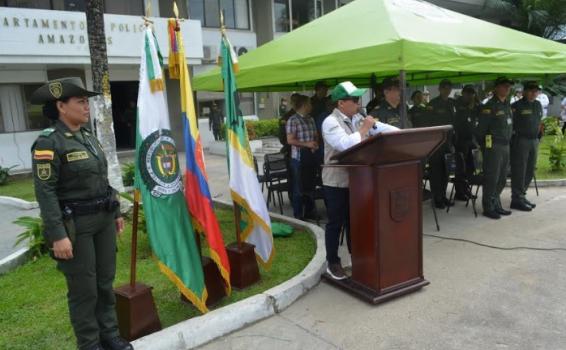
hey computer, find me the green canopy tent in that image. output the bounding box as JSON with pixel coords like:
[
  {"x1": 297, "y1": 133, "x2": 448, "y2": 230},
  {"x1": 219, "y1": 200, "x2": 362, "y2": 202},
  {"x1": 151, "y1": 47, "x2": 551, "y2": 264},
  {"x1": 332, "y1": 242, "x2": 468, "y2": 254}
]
[{"x1": 193, "y1": 0, "x2": 566, "y2": 92}]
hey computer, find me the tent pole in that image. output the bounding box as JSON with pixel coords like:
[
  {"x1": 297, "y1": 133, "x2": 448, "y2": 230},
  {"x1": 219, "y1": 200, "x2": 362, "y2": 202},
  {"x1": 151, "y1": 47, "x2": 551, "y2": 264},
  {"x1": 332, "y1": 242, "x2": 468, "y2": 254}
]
[{"x1": 399, "y1": 70, "x2": 407, "y2": 129}]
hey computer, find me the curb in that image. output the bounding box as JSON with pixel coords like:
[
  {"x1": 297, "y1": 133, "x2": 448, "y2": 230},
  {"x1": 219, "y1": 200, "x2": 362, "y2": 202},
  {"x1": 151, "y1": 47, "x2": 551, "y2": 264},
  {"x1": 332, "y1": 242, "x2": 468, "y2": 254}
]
[
  {"x1": 504, "y1": 179, "x2": 566, "y2": 188},
  {"x1": 132, "y1": 199, "x2": 326, "y2": 350},
  {"x1": 0, "y1": 248, "x2": 31, "y2": 275},
  {"x1": 0, "y1": 196, "x2": 39, "y2": 209}
]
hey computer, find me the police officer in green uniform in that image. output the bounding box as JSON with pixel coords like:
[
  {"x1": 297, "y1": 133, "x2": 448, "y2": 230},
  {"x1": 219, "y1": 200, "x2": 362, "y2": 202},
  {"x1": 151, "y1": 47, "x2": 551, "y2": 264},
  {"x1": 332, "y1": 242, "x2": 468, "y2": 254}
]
[
  {"x1": 476, "y1": 76, "x2": 514, "y2": 219},
  {"x1": 30, "y1": 77, "x2": 133, "y2": 350},
  {"x1": 425, "y1": 79, "x2": 456, "y2": 208},
  {"x1": 369, "y1": 77, "x2": 410, "y2": 128},
  {"x1": 510, "y1": 81, "x2": 543, "y2": 211},
  {"x1": 453, "y1": 85, "x2": 480, "y2": 200},
  {"x1": 409, "y1": 90, "x2": 428, "y2": 128}
]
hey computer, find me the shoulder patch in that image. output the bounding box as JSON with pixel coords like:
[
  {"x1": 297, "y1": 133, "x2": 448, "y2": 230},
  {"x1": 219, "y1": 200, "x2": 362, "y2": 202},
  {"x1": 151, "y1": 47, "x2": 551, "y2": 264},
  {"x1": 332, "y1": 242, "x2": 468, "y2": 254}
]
[
  {"x1": 34, "y1": 149, "x2": 54, "y2": 161},
  {"x1": 36, "y1": 163, "x2": 51, "y2": 180},
  {"x1": 40, "y1": 128, "x2": 55, "y2": 137}
]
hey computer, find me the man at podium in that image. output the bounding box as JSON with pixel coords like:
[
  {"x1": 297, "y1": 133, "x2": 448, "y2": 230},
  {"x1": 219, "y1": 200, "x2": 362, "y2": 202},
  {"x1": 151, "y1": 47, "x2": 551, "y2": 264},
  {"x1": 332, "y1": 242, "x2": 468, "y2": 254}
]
[{"x1": 321, "y1": 81, "x2": 398, "y2": 280}]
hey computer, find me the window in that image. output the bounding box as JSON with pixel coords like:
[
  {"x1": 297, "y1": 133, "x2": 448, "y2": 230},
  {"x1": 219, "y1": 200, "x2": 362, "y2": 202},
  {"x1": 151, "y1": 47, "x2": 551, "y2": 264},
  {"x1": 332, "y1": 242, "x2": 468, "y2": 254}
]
[
  {"x1": 322, "y1": 0, "x2": 335, "y2": 15},
  {"x1": 105, "y1": 0, "x2": 144, "y2": 16},
  {"x1": 0, "y1": 84, "x2": 48, "y2": 133},
  {"x1": 274, "y1": 0, "x2": 290, "y2": 32},
  {"x1": 188, "y1": 0, "x2": 250, "y2": 29},
  {"x1": 22, "y1": 85, "x2": 49, "y2": 130},
  {"x1": 291, "y1": 0, "x2": 316, "y2": 29},
  {"x1": 0, "y1": 0, "x2": 50, "y2": 9}
]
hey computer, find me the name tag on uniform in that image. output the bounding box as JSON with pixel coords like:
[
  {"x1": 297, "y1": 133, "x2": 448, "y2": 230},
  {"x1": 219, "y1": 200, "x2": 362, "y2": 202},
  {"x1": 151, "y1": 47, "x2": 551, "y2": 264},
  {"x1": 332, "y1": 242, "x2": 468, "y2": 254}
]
[
  {"x1": 496, "y1": 111, "x2": 505, "y2": 116},
  {"x1": 482, "y1": 108, "x2": 491, "y2": 114},
  {"x1": 66, "y1": 151, "x2": 89, "y2": 162},
  {"x1": 521, "y1": 110, "x2": 532, "y2": 115}
]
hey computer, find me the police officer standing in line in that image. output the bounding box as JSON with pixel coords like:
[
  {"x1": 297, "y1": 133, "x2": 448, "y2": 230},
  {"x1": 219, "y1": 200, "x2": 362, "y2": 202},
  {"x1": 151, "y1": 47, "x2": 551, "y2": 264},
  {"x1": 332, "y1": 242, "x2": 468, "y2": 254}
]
[
  {"x1": 30, "y1": 78, "x2": 133, "y2": 350},
  {"x1": 425, "y1": 79, "x2": 456, "y2": 208},
  {"x1": 369, "y1": 77, "x2": 410, "y2": 128},
  {"x1": 409, "y1": 90, "x2": 428, "y2": 128},
  {"x1": 453, "y1": 84, "x2": 480, "y2": 200},
  {"x1": 510, "y1": 81, "x2": 543, "y2": 211},
  {"x1": 476, "y1": 76, "x2": 514, "y2": 219}
]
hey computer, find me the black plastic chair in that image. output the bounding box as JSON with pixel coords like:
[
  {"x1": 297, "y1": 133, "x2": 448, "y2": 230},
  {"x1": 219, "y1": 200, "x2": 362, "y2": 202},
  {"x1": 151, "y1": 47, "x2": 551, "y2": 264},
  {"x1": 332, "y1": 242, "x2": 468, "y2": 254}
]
[
  {"x1": 422, "y1": 164, "x2": 440, "y2": 231},
  {"x1": 263, "y1": 153, "x2": 289, "y2": 214},
  {"x1": 253, "y1": 156, "x2": 266, "y2": 193},
  {"x1": 466, "y1": 149, "x2": 484, "y2": 218}
]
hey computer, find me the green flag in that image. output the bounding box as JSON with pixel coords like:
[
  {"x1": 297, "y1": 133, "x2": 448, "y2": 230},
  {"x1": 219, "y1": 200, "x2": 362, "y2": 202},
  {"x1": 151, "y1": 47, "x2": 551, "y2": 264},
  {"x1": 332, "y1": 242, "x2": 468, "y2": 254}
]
[{"x1": 135, "y1": 26, "x2": 207, "y2": 313}]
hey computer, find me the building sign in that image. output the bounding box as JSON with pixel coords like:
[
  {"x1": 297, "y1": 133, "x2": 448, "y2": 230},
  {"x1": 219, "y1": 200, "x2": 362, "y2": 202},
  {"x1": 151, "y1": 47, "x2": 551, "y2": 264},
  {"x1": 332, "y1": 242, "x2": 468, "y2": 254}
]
[{"x1": 0, "y1": 8, "x2": 203, "y2": 64}]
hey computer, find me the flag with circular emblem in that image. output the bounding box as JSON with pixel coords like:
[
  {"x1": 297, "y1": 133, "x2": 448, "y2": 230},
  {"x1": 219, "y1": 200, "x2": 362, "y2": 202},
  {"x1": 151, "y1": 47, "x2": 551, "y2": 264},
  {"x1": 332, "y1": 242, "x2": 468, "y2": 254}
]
[{"x1": 134, "y1": 26, "x2": 207, "y2": 313}]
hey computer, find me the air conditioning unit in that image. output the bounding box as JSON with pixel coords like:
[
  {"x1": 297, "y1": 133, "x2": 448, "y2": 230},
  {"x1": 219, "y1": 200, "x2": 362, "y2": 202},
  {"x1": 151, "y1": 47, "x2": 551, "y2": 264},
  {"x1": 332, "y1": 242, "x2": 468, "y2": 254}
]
[{"x1": 202, "y1": 45, "x2": 218, "y2": 63}]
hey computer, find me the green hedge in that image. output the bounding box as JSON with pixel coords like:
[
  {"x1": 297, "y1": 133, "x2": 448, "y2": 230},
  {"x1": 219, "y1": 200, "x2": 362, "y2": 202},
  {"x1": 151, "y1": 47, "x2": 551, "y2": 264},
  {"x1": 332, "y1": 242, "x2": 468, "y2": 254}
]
[{"x1": 220, "y1": 118, "x2": 279, "y2": 140}]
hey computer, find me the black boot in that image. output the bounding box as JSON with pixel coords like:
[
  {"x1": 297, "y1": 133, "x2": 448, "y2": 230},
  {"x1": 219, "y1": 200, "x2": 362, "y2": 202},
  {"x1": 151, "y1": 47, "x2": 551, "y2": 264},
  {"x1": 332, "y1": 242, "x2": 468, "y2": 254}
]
[
  {"x1": 496, "y1": 207, "x2": 512, "y2": 216},
  {"x1": 524, "y1": 198, "x2": 536, "y2": 209},
  {"x1": 101, "y1": 337, "x2": 133, "y2": 350},
  {"x1": 510, "y1": 201, "x2": 532, "y2": 212},
  {"x1": 483, "y1": 210, "x2": 501, "y2": 219}
]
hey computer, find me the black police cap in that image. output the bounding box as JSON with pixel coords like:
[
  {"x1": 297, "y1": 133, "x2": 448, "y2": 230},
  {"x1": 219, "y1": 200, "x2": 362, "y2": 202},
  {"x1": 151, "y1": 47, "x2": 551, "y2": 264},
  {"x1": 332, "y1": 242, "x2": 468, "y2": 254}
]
[{"x1": 31, "y1": 77, "x2": 100, "y2": 104}]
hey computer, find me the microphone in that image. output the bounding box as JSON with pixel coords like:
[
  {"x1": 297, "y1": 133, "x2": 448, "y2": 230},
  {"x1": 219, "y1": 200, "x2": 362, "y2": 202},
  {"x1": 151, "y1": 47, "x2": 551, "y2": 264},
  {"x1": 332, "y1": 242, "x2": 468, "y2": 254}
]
[{"x1": 358, "y1": 108, "x2": 378, "y2": 130}]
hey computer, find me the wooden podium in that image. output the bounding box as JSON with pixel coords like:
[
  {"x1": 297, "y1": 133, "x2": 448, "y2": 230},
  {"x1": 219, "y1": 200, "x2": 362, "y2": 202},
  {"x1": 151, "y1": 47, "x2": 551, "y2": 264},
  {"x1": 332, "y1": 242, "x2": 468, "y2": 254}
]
[{"x1": 322, "y1": 126, "x2": 451, "y2": 304}]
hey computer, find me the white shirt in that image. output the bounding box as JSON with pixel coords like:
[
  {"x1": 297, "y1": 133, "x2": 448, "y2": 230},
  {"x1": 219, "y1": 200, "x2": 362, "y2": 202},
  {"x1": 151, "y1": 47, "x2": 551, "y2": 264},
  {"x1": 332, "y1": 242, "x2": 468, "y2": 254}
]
[
  {"x1": 561, "y1": 97, "x2": 566, "y2": 121},
  {"x1": 321, "y1": 109, "x2": 399, "y2": 153},
  {"x1": 537, "y1": 93, "x2": 550, "y2": 117}
]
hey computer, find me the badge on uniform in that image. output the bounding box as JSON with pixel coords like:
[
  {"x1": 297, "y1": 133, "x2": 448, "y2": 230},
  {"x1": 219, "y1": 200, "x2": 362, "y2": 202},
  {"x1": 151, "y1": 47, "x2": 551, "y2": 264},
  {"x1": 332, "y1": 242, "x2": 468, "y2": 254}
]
[
  {"x1": 496, "y1": 111, "x2": 505, "y2": 116},
  {"x1": 521, "y1": 110, "x2": 532, "y2": 115},
  {"x1": 66, "y1": 151, "x2": 89, "y2": 162},
  {"x1": 482, "y1": 108, "x2": 491, "y2": 114},
  {"x1": 33, "y1": 149, "x2": 54, "y2": 161},
  {"x1": 37, "y1": 163, "x2": 51, "y2": 180}
]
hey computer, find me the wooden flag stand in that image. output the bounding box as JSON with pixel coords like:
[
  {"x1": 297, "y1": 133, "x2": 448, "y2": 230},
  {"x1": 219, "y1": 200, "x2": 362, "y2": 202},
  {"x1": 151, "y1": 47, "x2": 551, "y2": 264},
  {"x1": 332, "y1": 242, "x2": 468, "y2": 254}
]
[
  {"x1": 180, "y1": 232, "x2": 227, "y2": 307},
  {"x1": 114, "y1": 190, "x2": 162, "y2": 341},
  {"x1": 226, "y1": 204, "x2": 260, "y2": 289}
]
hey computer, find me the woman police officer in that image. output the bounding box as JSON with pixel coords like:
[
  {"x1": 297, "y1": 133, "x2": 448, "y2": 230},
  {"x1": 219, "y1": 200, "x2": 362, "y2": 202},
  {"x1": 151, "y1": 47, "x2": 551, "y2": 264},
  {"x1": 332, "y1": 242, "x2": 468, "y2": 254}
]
[{"x1": 30, "y1": 77, "x2": 132, "y2": 350}]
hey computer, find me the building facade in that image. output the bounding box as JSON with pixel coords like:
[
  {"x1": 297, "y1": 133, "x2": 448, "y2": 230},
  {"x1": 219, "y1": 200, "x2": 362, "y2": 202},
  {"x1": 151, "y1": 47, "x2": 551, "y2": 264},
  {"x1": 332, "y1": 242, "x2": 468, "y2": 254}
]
[{"x1": 0, "y1": 0, "x2": 559, "y2": 171}]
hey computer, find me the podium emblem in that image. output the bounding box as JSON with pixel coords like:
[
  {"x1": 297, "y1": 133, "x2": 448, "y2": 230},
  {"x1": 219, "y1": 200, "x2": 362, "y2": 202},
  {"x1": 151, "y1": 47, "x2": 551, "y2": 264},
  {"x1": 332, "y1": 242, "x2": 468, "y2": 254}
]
[{"x1": 390, "y1": 189, "x2": 410, "y2": 222}]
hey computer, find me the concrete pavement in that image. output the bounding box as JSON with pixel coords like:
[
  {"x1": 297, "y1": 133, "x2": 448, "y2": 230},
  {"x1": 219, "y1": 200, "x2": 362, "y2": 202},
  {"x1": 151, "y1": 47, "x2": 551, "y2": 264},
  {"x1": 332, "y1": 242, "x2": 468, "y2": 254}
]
[{"x1": 199, "y1": 186, "x2": 566, "y2": 350}]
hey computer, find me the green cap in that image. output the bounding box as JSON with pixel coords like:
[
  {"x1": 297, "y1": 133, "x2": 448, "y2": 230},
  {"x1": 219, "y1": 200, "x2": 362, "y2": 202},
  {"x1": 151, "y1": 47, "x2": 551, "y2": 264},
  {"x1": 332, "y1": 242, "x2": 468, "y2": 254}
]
[
  {"x1": 331, "y1": 81, "x2": 366, "y2": 102},
  {"x1": 31, "y1": 77, "x2": 100, "y2": 104}
]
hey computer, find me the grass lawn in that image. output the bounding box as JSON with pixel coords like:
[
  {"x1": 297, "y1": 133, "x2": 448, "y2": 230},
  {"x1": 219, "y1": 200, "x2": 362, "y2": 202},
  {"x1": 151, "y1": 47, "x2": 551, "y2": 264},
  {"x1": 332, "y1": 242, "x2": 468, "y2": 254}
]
[
  {"x1": 535, "y1": 135, "x2": 566, "y2": 180},
  {"x1": 0, "y1": 176, "x2": 35, "y2": 201},
  {"x1": 0, "y1": 208, "x2": 316, "y2": 350}
]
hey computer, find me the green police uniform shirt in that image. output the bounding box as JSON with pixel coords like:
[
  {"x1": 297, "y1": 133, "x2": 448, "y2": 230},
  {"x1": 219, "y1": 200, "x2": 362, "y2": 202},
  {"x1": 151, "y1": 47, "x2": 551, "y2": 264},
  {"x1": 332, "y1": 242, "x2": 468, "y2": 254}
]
[
  {"x1": 453, "y1": 96, "x2": 479, "y2": 145},
  {"x1": 409, "y1": 104, "x2": 428, "y2": 128},
  {"x1": 511, "y1": 98, "x2": 543, "y2": 139},
  {"x1": 476, "y1": 96, "x2": 513, "y2": 147},
  {"x1": 369, "y1": 100, "x2": 410, "y2": 128},
  {"x1": 32, "y1": 120, "x2": 111, "y2": 243},
  {"x1": 425, "y1": 96, "x2": 456, "y2": 126}
]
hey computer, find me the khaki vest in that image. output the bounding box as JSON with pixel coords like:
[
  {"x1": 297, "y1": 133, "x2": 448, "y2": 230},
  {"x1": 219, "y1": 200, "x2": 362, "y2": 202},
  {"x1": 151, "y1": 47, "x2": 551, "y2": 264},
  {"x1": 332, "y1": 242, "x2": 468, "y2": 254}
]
[{"x1": 322, "y1": 109, "x2": 356, "y2": 188}]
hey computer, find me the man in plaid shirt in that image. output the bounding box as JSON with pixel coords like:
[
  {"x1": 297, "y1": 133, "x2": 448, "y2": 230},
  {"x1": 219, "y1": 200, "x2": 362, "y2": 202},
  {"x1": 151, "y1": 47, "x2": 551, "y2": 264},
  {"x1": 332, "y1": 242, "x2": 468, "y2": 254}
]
[{"x1": 286, "y1": 94, "x2": 319, "y2": 219}]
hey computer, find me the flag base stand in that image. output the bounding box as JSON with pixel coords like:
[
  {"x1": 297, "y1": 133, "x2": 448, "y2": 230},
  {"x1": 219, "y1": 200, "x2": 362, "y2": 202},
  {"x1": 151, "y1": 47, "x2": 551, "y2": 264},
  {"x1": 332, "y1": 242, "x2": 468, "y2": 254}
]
[
  {"x1": 226, "y1": 242, "x2": 260, "y2": 289},
  {"x1": 114, "y1": 282, "x2": 162, "y2": 341},
  {"x1": 181, "y1": 256, "x2": 226, "y2": 307}
]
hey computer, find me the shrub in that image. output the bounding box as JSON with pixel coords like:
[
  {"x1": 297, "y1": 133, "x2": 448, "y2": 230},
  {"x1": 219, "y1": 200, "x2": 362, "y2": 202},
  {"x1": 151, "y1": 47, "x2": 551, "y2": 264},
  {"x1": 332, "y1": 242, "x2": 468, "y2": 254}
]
[
  {"x1": 122, "y1": 162, "x2": 135, "y2": 186},
  {"x1": 219, "y1": 119, "x2": 279, "y2": 141},
  {"x1": 542, "y1": 116, "x2": 561, "y2": 136},
  {"x1": 0, "y1": 165, "x2": 17, "y2": 186},
  {"x1": 546, "y1": 118, "x2": 566, "y2": 171},
  {"x1": 13, "y1": 216, "x2": 47, "y2": 259}
]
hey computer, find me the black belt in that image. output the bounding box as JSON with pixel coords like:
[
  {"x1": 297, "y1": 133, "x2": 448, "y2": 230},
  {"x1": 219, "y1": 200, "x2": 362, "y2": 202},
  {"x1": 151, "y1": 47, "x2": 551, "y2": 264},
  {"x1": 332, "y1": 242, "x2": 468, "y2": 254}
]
[{"x1": 61, "y1": 195, "x2": 118, "y2": 216}]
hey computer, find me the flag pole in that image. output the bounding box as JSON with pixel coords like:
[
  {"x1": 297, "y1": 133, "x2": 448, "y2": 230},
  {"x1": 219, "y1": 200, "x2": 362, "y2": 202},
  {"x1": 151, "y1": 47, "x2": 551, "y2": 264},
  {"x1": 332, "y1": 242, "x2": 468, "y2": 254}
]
[
  {"x1": 220, "y1": 8, "x2": 242, "y2": 249},
  {"x1": 130, "y1": 189, "x2": 140, "y2": 288}
]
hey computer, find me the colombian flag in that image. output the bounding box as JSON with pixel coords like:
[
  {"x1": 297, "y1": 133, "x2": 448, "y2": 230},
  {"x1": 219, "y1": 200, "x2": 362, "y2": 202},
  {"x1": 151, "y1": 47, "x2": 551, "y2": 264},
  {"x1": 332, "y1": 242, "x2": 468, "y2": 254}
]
[{"x1": 168, "y1": 19, "x2": 231, "y2": 293}]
